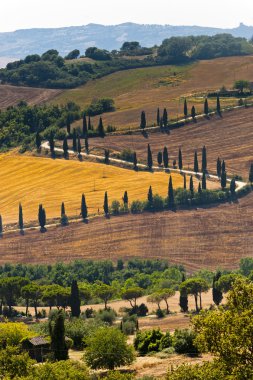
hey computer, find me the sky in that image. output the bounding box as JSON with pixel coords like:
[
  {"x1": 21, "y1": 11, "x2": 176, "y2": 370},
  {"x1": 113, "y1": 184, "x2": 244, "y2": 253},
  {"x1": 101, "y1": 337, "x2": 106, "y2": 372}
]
[{"x1": 0, "y1": 0, "x2": 253, "y2": 32}]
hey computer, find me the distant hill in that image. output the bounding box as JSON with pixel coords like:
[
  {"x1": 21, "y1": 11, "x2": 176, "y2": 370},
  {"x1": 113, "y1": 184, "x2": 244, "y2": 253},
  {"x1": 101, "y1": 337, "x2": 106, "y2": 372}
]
[{"x1": 0, "y1": 22, "x2": 253, "y2": 60}]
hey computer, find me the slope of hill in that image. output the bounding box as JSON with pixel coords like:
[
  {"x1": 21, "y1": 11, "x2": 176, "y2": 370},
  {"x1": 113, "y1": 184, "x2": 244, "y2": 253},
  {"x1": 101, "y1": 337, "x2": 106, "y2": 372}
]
[{"x1": 0, "y1": 22, "x2": 253, "y2": 58}]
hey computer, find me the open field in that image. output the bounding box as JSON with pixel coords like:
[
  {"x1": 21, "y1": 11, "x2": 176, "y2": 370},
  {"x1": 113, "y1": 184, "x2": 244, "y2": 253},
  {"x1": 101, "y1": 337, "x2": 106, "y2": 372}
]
[
  {"x1": 0, "y1": 152, "x2": 185, "y2": 225},
  {"x1": 0, "y1": 84, "x2": 61, "y2": 108},
  {"x1": 89, "y1": 107, "x2": 253, "y2": 179},
  {"x1": 54, "y1": 55, "x2": 253, "y2": 130}
]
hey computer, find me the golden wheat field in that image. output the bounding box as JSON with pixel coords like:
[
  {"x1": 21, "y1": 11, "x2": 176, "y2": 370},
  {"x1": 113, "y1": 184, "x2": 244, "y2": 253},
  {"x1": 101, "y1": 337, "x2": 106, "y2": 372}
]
[{"x1": 0, "y1": 152, "x2": 188, "y2": 225}]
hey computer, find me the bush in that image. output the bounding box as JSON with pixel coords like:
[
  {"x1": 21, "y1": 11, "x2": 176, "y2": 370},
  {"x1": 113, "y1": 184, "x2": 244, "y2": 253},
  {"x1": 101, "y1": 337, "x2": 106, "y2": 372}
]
[
  {"x1": 173, "y1": 329, "x2": 199, "y2": 355},
  {"x1": 96, "y1": 309, "x2": 116, "y2": 326},
  {"x1": 26, "y1": 360, "x2": 90, "y2": 380},
  {"x1": 160, "y1": 331, "x2": 173, "y2": 350},
  {"x1": 111, "y1": 200, "x2": 121, "y2": 215},
  {"x1": 129, "y1": 303, "x2": 148, "y2": 317},
  {"x1": 121, "y1": 320, "x2": 136, "y2": 335},
  {"x1": 84, "y1": 98, "x2": 115, "y2": 116},
  {"x1": 0, "y1": 322, "x2": 34, "y2": 347},
  {"x1": 134, "y1": 329, "x2": 164, "y2": 355},
  {"x1": 156, "y1": 308, "x2": 165, "y2": 318},
  {"x1": 119, "y1": 148, "x2": 135, "y2": 162},
  {"x1": 131, "y1": 200, "x2": 144, "y2": 214},
  {"x1": 64, "y1": 318, "x2": 103, "y2": 349}
]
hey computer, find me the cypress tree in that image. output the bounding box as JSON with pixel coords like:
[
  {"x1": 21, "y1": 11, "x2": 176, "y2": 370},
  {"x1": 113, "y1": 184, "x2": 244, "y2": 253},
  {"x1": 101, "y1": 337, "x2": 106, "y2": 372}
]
[
  {"x1": 217, "y1": 157, "x2": 222, "y2": 177},
  {"x1": 104, "y1": 149, "x2": 110, "y2": 164},
  {"x1": 50, "y1": 310, "x2": 68, "y2": 361},
  {"x1": 0, "y1": 215, "x2": 2, "y2": 235},
  {"x1": 230, "y1": 178, "x2": 236, "y2": 196},
  {"x1": 163, "y1": 147, "x2": 169, "y2": 168},
  {"x1": 221, "y1": 170, "x2": 227, "y2": 190},
  {"x1": 85, "y1": 137, "x2": 89, "y2": 153},
  {"x1": 168, "y1": 176, "x2": 174, "y2": 209},
  {"x1": 77, "y1": 136, "x2": 82, "y2": 155},
  {"x1": 88, "y1": 116, "x2": 92, "y2": 130},
  {"x1": 104, "y1": 191, "x2": 109, "y2": 215},
  {"x1": 198, "y1": 182, "x2": 202, "y2": 194},
  {"x1": 98, "y1": 117, "x2": 105, "y2": 137},
  {"x1": 179, "y1": 273, "x2": 188, "y2": 312},
  {"x1": 178, "y1": 148, "x2": 183, "y2": 170},
  {"x1": 140, "y1": 111, "x2": 146, "y2": 129},
  {"x1": 157, "y1": 151, "x2": 163, "y2": 165},
  {"x1": 222, "y1": 160, "x2": 226, "y2": 173},
  {"x1": 217, "y1": 96, "x2": 221, "y2": 115},
  {"x1": 148, "y1": 186, "x2": 153, "y2": 204},
  {"x1": 147, "y1": 144, "x2": 153, "y2": 170},
  {"x1": 61, "y1": 202, "x2": 65, "y2": 217},
  {"x1": 202, "y1": 172, "x2": 207, "y2": 190},
  {"x1": 191, "y1": 105, "x2": 196, "y2": 120},
  {"x1": 189, "y1": 175, "x2": 194, "y2": 195},
  {"x1": 61, "y1": 202, "x2": 68, "y2": 226},
  {"x1": 66, "y1": 114, "x2": 71, "y2": 135},
  {"x1": 184, "y1": 99, "x2": 188, "y2": 118},
  {"x1": 81, "y1": 194, "x2": 87, "y2": 220},
  {"x1": 72, "y1": 129, "x2": 77, "y2": 151},
  {"x1": 204, "y1": 98, "x2": 209, "y2": 115},
  {"x1": 163, "y1": 108, "x2": 168, "y2": 127},
  {"x1": 63, "y1": 136, "x2": 68, "y2": 158},
  {"x1": 249, "y1": 163, "x2": 253, "y2": 185},
  {"x1": 183, "y1": 174, "x2": 186, "y2": 189},
  {"x1": 38, "y1": 204, "x2": 46, "y2": 231},
  {"x1": 156, "y1": 108, "x2": 160, "y2": 126},
  {"x1": 49, "y1": 131, "x2": 55, "y2": 156},
  {"x1": 35, "y1": 131, "x2": 41, "y2": 150},
  {"x1": 70, "y1": 280, "x2": 81, "y2": 318},
  {"x1": 82, "y1": 114, "x2": 88, "y2": 137},
  {"x1": 159, "y1": 117, "x2": 163, "y2": 128},
  {"x1": 133, "y1": 152, "x2": 138, "y2": 170},
  {"x1": 202, "y1": 145, "x2": 207, "y2": 173},
  {"x1": 123, "y1": 191, "x2": 128, "y2": 206},
  {"x1": 19, "y1": 203, "x2": 24, "y2": 231},
  {"x1": 194, "y1": 151, "x2": 199, "y2": 173},
  {"x1": 212, "y1": 271, "x2": 223, "y2": 306}
]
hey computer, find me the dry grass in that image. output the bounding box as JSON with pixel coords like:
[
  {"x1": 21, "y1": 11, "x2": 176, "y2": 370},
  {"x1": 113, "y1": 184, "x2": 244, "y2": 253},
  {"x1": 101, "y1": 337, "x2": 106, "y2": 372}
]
[{"x1": 0, "y1": 151, "x2": 184, "y2": 225}]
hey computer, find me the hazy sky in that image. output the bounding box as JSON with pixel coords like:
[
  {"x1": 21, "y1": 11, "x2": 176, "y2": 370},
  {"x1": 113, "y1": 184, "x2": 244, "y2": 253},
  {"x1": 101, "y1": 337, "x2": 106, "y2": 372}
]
[{"x1": 1, "y1": 0, "x2": 253, "y2": 32}]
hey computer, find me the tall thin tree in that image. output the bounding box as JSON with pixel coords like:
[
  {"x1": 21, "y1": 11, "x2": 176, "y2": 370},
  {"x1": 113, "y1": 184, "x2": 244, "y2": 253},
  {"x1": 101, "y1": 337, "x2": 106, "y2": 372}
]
[
  {"x1": 133, "y1": 152, "x2": 138, "y2": 170},
  {"x1": 85, "y1": 137, "x2": 89, "y2": 153},
  {"x1": 163, "y1": 147, "x2": 169, "y2": 168},
  {"x1": 194, "y1": 151, "x2": 199, "y2": 173},
  {"x1": 147, "y1": 144, "x2": 153, "y2": 170},
  {"x1": 63, "y1": 136, "x2": 69, "y2": 158},
  {"x1": 35, "y1": 131, "x2": 41, "y2": 151},
  {"x1": 202, "y1": 145, "x2": 207, "y2": 173},
  {"x1": 202, "y1": 172, "x2": 207, "y2": 190},
  {"x1": 70, "y1": 280, "x2": 81, "y2": 318},
  {"x1": 77, "y1": 136, "x2": 82, "y2": 155},
  {"x1": 140, "y1": 111, "x2": 146, "y2": 129},
  {"x1": 156, "y1": 108, "x2": 160, "y2": 126},
  {"x1": 183, "y1": 174, "x2": 187, "y2": 189},
  {"x1": 163, "y1": 108, "x2": 168, "y2": 127},
  {"x1": 191, "y1": 106, "x2": 196, "y2": 120},
  {"x1": 217, "y1": 95, "x2": 221, "y2": 115},
  {"x1": 19, "y1": 203, "x2": 24, "y2": 231},
  {"x1": 178, "y1": 148, "x2": 183, "y2": 170},
  {"x1": 0, "y1": 215, "x2": 2, "y2": 235},
  {"x1": 50, "y1": 310, "x2": 68, "y2": 361},
  {"x1": 98, "y1": 117, "x2": 105, "y2": 137},
  {"x1": 221, "y1": 169, "x2": 227, "y2": 190},
  {"x1": 184, "y1": 99, "x2": 188, "y2": 118},
  {"x1": 217, "y1": 157, "x2": 222, "y2": 177},
  {"x1": 189, "y1": 175, "x2": 194, "y2": 195},
  {"x1": 148, "y1": 186, "x2": 153, "y2": 204},
  {"x1": 104, "y1": 191, "x2": 109, "y2": 215},
  {"x1": 204, "y1": 98, "x2": 209, "y2": 115},
  {"x1": 82, "y1": 114, "x2": 88, "y2": 137},
  {"x1": 72, "y1": 128, "x2": 77, "y2": 151},
  {"x1": 249, "y1": 163, "x2": 253, "y2": 185},
  {"x1": 81, "y1": 194, "x2": 87, "y2": 220},
  {"x1": 168, "y1": 176, "x2": 175, "y2": 209}
]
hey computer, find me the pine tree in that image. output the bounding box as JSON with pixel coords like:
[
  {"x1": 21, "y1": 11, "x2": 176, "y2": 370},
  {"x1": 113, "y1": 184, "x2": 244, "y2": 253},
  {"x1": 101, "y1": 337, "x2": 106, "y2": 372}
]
[
  {"x1": 204, "y1": 98, "x2": 209, "y2": 115},
  {"x1": 88, "y1": 116, "x2": 92, "y2": 130},
  {"x1": 82, "y1": 114, "x2": 88, "y2": 137},
  {"x1": 194, "y1": 151, "x2": 199, "y2": 173},
  {"x1": 85, "y1": 137, "x2": 89, "y2": 153},
  {"x1": 202, "y1": 172, "x2": 207, "y2": 190},
  {"x1": 148, "y1": 186, "x2": 153, "y2": 203},
  {"x1": 202, "y1": 145, "x2": 207, "y2": 173},
  {"x1": 189, "y1": 175, "x2": 194, "y2": 195},
  {"x1": 50, "y1": 310, "x2": 68, "y2": 361},
  {"x1": 63, "y1": 136, "x2": 69, "y2": 158},
  {"x1": 230, "y1": 178, "x2": 236, "y2": 196},
  {"x1": 49, "y1": 131, "x2": 55, "y2": 157},
  {"x1": 157, "y1": 151, "x2": 163, "y2": 165},
  {"x1": 98, "y1": 117, "x2": 105, "y2": 137},
  {"x1": 147, "y1": 144, "x2": 153, "y2": 170},
  {"x1": 191, "y1": 106, "x2": 196, "y2": 120},
  {"x1": 179, "y1": 273, "x2": 188, "y2": 312},
  {"x1": 123, "y1": 191, "x2": 128, "y2": 206},
  {"x1": 184, "y1": 99, "x2": 188, "y2": 118},
  {"x1": 81, "y1": 194, "x2": 87, "y2": 220},
  {"x1": 178, "y1": 148, "x2": 183, "y2": 170},
  {"x1": 217, "y1": 96, "x2": 221, "y2": 115},
  {"x1": 133, "y1": 152, "x2": 138, "y2": 170},
  {"x1": 19, "y1": 203, "x2": 24, "y2": 231},
  {"x1": 66, "y1": 114, "x2": 71, "y2": 135},
  {"x1": 163, "y1": 108, "x2": 168, "y2": 127},
  {"x1": 104, "y1": 191, "x2": 109, "y2": 215},
  {"x1": 222, "y1": 160, "x2": 226, "y2": 173},
  {"x1": 156, "y1": 108, "x2": 160, "y2": 126},
  {"x1": 72, "y1": 128, "x2": 77, "y2": 151},
  {"x1": 70, "y1": 280, "x2": 81, "y2": 318},
  {"x1": 212, "y1": 271, "x2": 223, "y2": 306},
  {"x1": 140, "y1": 111, "x2": 146, "y2": 129},
  {"x1": 183, "y1": 174, "x2": 186, "y2": 189},
  {"x1": 163, "y1": 147, "x2": 169, "y2": 168},
  {"x1": 198, "y1": 182, "x2": 202, "y2": 194},
  {"x1": 0, "y1": 215, "x2": 3, "y2": 235},
  {"x1": 221, "y1": 169, "x2": 227, "y2": 190},
  {"x1": 77, "y1": 136, "x2": 82, "y2": 155},
  {"x1": 38, "y1": 204, "x2": 46, "y2": 231},
  {"x1": 217, "y1": 157, "x2": 222, "y2": 177},
  {"x1": 35, "y1": 131, "x2": 41, "y2": 150},
  {"x1": 168, "y1": 176, "x2": 175, "y2": 209},
  {"x1": 249, "y1": 163, "x2": 253, "y2": 185}
]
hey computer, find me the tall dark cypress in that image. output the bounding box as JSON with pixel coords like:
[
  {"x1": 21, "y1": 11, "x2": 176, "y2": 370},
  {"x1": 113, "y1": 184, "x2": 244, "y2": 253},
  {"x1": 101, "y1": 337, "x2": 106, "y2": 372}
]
[
  {"x1": 163, "y1": 147, "x2": 169, "y2": 168},
  {"x1": 162, "y1": 108, "x2": 168, "y2": 127},
  {"x1": 183, "y1": 174, "x2": 186, "y2": 189},
  {"x1": 0, "y1": 215, "x2": 2, "y2": 234},
  {"x1": 217, "y1": 157, "x2": 222, "y2": 177},
  {"x1": 198, "y1": 182, "x2": 202, "y2": 194},
  {"x1": 204, "y1": 98, "x2": 209, "y2": 115},
  {"x1": 61, "y1": 202, "x2": 65, "y2": 217},
  {"x1": 50, "y1": 310, "x2": 68, "y2": 361},
  {"x1": 230, "y1": 178, "x2": 236, "y2": 196},
  {"x1": 35, "y1": 131, "x2": 41, "y2": 150},
  {"x1": 66, "y1": 114, "x2": 71, "y2": 135},
  {"x1": 217, "y1": 96, "x2": 221, "y2": 115},
  {"x1": 70, "y1": 280, "x2": 81, "y2": 318},
  {"x1": 82, "y1": 114, "x2": 88, "y2": 137},
  {"x1": 202, "y1": 145, "x2": 207, "y2": 173},
  {"x1": 98, "y1": 117, "x2": 105, "y2": 137},
  {"x1": 133, "y1": 152, "x2": 138, "y2": 170},
  {"x1": 61, "y1": 202, "x2": 68, "y2": 226},
  {"x1": 104, "y1": 191, "x2": 109, "y2": 215},
  {"x1": 38, "y1": 204, "x2": 46, "y2": 231},
  {"x1": 168, "y1": 176, "x2": 174, "y2": 209},
  {"x1": 159, "y1": 117, "x2": 163, "y2": 128},
  {"x1": 189, "y1": 175, "x2": 194, "y2": 195},
  {"x1": 202, "y1": 172, "x2": 207, "y2": 190},
  {"x1": 194, "y1": 151, "x2": 199, "y2": 173},
  {"x1": 104, "y1": 149, "x2": 110, "y2": 164},
  {"x1": 157, "y1": 152, "x2": 163, "y2": 165},
  {"x1": 179, "y1": 273, "x2": 188, "y2": 312},
  {"x1": 123, "y1": 191, "x2": 128, "y2": 206},
  {"x1": 212, "y1": 271, "x2": 223, "y2": 306},
  {"x1": 222, "y1": 160, "x2": 226, "y2": 173},
  {"x1": 140, "y1": 111, "x2": 146, "y2": 129},
  {"x1": 178, "y1": 148, "x2": 183, "y2": 170},
  {"x1": 19, "y1": 203, "x2": 24, "y2": 231},
  {"x1": 184, "y1": 99, "x2": 188, "y2": 118},
  {"x1": 156, "y1": 108, "x2": 160, "y2": 126},
  {"x1": 221, "y1": 169, "x2": 227, "y2": 190},
  {"x1": 85, "y1": 137, "x2": 89, "y2": 153},
  {"x1": 77, "y1": 136, "x2": 82, "y2": 155},
  {"x1": 148, "y1": 186, "x2": 153, "y2": 203},
  {"x1": 191, "y1": 106, "x2": 196, "y2": 120},
  {"x1": 147, "y1": 144, "x2": 153, "y2": 170},
  {"x1": 81, "y1": 194, "x2": 87, "y2": 220},
  {"x1": 249, "y1": 163, "x2": 253, "y2": 184},
  {"x1": 49, "y1": 131, "x2": 55, "y2": 157},
  {"x1": 63, "y1": 136, "x2": 69, "y2": 158},
  {"x1": 72, "y1": 129, "x2": 77, "y2": 151},
  {"x1": 88, "y1": 116, "x2": 92, "y2": 130}
]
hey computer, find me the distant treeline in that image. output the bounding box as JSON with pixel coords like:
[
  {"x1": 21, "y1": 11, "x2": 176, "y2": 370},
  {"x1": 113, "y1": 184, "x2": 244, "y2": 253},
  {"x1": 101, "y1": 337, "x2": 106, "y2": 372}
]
[{"x1": 0, "y1": 34, "x2": 252, "y2": 89}]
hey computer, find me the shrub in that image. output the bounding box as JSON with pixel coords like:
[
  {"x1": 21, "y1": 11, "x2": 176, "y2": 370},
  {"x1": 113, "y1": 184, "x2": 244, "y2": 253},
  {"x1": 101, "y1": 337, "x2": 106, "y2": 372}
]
[
  {"x1": 111, "y1": 200, "x2": 121, "y2": 215},
  {"x1": 0, "y1": 322, "x2": 34, "y2": 347},
  {"x1": 131, "y1": 200, "x2": 144, "y2": 214},
  {"x1": 160, "y1": 331, "x2": 173, "y2": 350},
  {"x1": 121, "y1": 320, "x2": 136, "y2": 335},
  {"x1": 134, "y1": 329, "x2": 164, "y2": 355},
  {"x1": 156, "y1": 308, "x2": 165, "y2": 318},
  {"x1": 26, "y1": 360, "x2": 90, "y2": 380},
  {"x1": 96, "y1": 309, "x2": 116, "y2": 326},
  {"x1": 119, "y1": 148, "x2": 135, "y2": 162},
  {"x1": 84, "y1": 98, "x2": 115, "y2": 116},
  {"x1": 129, "y1": 303, "x2": 148, "y2": 317},
  {"x1": 64, "y1": 318, "x2": 104, "y2": 349},
  {"x1": 173, "y1": 329, "x2": 199, "y2": 355}
]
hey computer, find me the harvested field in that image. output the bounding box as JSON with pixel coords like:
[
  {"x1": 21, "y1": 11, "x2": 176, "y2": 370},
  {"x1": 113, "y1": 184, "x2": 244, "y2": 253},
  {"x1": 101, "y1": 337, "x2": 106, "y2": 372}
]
[
  {"x1": 0, "y1": 84, "x2": 61, "y2": 109},
  {"x1": 89, "y1": 107, "x2": 253, "y2": 179}
]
